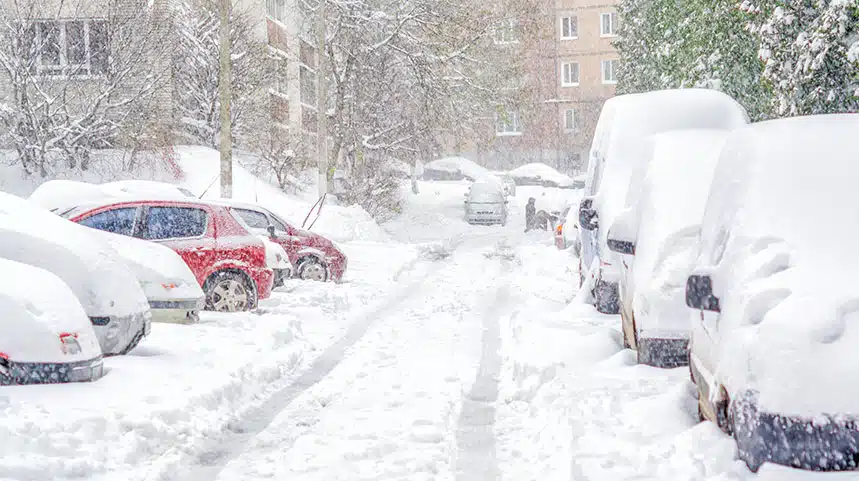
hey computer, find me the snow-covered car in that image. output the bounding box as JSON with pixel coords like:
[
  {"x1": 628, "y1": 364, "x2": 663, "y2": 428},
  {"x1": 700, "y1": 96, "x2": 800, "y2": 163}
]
[
  {"x1": 606, "y1": 129, "x2": 729, "y2": 367},
  {"x1": 0, "y1": 192, "x2": 151, "y2": 356},
  {"x1": 554, "y1": 201, "x2": 581, "y2": 255},
  {"x1": 509, "y1": 163, "x2": 576, "y2": 188},
  {"x1": 215, "y1": 200, "x2": 348, "y2": 282},
  {"x1": 423, "y1": 156, "x2": 490, "y2": 181},
  {"x1": 94, "y1": 230, "x2": 205, "y2": 323},
  {"x1": 686, "y1": 114, "x2": 859, "y2": 471},
  {"x1": 0, "y1": 258, "x2": 104, "y2": 385},
  {"x1": 464, "y1": 179, "x2": 508, "y2": 225},
  {"x1": 578, "y1": 88, "x2": 749, "y2": 314}
]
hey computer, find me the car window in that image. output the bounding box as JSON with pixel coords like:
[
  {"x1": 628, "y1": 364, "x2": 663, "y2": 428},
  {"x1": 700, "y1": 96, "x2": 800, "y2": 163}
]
[
  {"x1": 78, "y1": 207, "x2": 137, "y2": 236},
  {"x1": 268, "y1": 215, "x2": 289, "y2": 233},
  {"x1": 233, "y1": 208, "x2": 271, "y2": 230},
  {"x1": 143, "y1": 206, "x2": 207, "y2": 240}
]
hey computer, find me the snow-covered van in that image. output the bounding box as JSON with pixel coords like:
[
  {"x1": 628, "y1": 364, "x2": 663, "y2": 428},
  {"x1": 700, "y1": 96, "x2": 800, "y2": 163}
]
[
  {"x1": 578, "y1": 88, "x2": 749, "y2": 313},
  {"x1": 0, "y1": 193, "x2": 151, "y2": 355},
  {"x1": 94, "y1": 230, "x2": 205, "y2": 323},
  {"x1": 0, "y1": 259, "x2": 104, "y2": 385},
  {"x1": 686, "y1": 114, "x2": 859, "y2": 471},
  {"x1": 606, "y1": 129, "x2": 729, "y2": 367}
]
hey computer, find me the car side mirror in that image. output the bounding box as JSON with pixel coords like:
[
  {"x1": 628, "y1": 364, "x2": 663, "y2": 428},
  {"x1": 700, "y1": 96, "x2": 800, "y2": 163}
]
[
  {"x1": 267, "y1": 225, "x2": 276, "y2": 238},
  {"x1": 578, "y1": 197, "x2": 598, "y2": 231},
  {"x1": 606, "y1": 208, "x2": 637, "y2": 255},
  {"x1": 686, "y1": 275, "x2": 721, "y2": 312}
]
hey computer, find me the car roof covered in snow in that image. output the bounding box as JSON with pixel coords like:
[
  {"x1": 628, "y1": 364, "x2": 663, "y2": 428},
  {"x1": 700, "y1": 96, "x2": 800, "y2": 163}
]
[
  {"x1": 590, "y1": 88, "x2": 749, "y2": 250},
  {"x1": 29, "y1": 179, "x2": 190, "y2": 214},
  {"x1": 696, "y1": 113, "x2": 859, "y2": 417},
  {"x1": 0, "y1": 192, "x2": 149, "y2": 318},
  {"x1": 0, "y1": 258, "x2": 101, "y2": 362}
]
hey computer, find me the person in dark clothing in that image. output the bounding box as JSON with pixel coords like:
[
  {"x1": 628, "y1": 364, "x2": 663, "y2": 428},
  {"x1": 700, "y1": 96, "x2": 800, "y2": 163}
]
[{"x1": 525, "y1": 197, "x2": 536, "y2": 231}]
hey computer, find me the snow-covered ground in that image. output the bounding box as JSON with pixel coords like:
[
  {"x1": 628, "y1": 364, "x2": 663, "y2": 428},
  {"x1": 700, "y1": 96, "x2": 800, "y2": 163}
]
[{"x1": 0, "y1": 168, "x2": 850, "y2": 481}]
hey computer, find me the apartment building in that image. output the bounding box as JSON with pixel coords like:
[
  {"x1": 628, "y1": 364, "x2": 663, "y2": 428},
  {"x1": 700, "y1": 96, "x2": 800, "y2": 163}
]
[
  {"x1": 452, "y1": 0, "x2": 618, "y2": 175},
  {"x1": 259, "y1": 0, "x2": 319, "y2": 155}
]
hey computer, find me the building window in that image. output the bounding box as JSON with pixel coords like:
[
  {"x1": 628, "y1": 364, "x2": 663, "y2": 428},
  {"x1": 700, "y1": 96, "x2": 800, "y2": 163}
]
[
  {"x1": 495, "y1": 109, "x2": 521, "y2": 136},
  {"x1": 600, "y1": 12, "x2": 618, "y2": 37},
  {"x1": 300, "y1": 65, "x2": 316, "y2": 106},
  {"x1": 564, "y1": 108, "x2": 576, "y2": 132},
  {"x1": 266, "y1": 0, "x2": 287, "y2": 23},
  {"x1": 560, "y1": 16, "x2": 577, "y2": 39},
  {"x1": 32, "y1": 20, "x2": 108, "y2": 76},
  {"x1": 602, "y1": 59, "x2": 618, "y2": 84},
  {"x1": 561, "y1": 62, "x2": 579, "y2": 87},
  {"x1": 272, "y1": 55, "x2": 288, "y2": 95},
  {"x1": 493, "y1": 18, "x2": 518, "y2": 44}
]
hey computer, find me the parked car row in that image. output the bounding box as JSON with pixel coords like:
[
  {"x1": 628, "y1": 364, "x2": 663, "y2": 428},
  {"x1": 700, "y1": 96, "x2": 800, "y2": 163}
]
[
  {"x1": 573, "y1": 87, "x2": 859, "y2": 472},
  {"x1": 0, "y1": 180, "x2": 348, "y2": 386}
]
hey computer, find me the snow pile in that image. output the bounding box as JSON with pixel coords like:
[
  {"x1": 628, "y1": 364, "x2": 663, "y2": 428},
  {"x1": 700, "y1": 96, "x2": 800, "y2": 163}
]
[
  {"x1": 508, "y1": 163, "x2": 575, "y2": 188},
  {"x1": 423, "y1": 156, "x2": 491, "y2": 181}
]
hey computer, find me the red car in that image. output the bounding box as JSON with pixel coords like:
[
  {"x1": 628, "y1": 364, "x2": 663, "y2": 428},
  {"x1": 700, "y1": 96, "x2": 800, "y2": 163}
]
[
  {"x1": 212, "y1": 200, "x2": 347, "y2": 282},
  {"x1": 60, "y1": 200, "x2": 274, "y2": 312}
]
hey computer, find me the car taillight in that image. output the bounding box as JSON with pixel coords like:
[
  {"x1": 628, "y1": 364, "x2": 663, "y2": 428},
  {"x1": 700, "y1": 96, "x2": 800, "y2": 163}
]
[
  {"x1": 556, "y1": 225, "x2": 563, "y2": 235},
  {"x1": 0, "y1": 352, "x2": 8, "y2": 376},
  {"x1": 59, "y1": 333, "x2": 82, "y2": 355}
]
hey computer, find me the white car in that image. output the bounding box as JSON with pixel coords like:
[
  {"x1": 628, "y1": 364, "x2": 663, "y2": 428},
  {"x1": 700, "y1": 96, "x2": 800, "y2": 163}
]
[
  {"x1": 578, "y1": 88, "x2": 749, "y2": 314},
  {"x1": 686, "y1": 114, "x2": 859, "y2": 471},
  {"x1": 606, "y1": 129, "x2": 729, "y2": 367},
  {"x1": 464, "y1": 179, "x2": 508, "y2": 225},
  {"x1": 0, "y1": 259, "x2": 104, "y2": 385},
  {"x1": 94, "y1": 231, "x2": 205, "y2": 323},
  {"x1": 0, "y1": 192, "x2": 151, "y2": 355}
]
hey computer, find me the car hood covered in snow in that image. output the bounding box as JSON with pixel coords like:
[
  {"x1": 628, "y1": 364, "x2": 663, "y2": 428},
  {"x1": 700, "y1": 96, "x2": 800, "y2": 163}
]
[
  {"x1": 93, "y1": 230, "x2": 204, "y2": 303},
  {"x1": 591, "y1": 89, "x2": 749, "y2": 260},
  {"x1": 0, "y1": 259, "x2": 101, "y2": 363},
  {"x1": 630, "y1": 130, "x2": 729, "y2": 335},
  {"x1": 0, "y1": 192, "x2": 150, "y2": 318},
  {"x1": 695, "y1": 114, "x2": 859, "y2": 417}
]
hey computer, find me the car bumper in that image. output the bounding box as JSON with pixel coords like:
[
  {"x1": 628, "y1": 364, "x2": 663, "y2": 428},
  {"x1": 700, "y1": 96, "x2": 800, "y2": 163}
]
[
  {"x1": 467, "y1": 215, "x2": 505, "y2": 225},
  {"x1": 149, "y1": 298, "x2": 204, "y2": 324},
  {"x1": 0, "y1": 356, "x2": 105, "y2": 385},
  {"x1": 733, "y1": 391, "x2": 859, "y2": 471},
  {"x1": 636, "y1": 336, "x2": 689, "y2": 368},
  {"x1": 91, "y1": 310, "x2": 151, "y2": 356},
  {"x1": 250, "y1": 267, "x2": 274, "y2": 300}
]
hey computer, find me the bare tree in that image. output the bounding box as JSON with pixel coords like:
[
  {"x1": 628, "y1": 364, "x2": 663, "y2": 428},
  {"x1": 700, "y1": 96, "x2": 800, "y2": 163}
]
[{"x1": 0, "y1": 0, "x2": 173, "y2": 177}]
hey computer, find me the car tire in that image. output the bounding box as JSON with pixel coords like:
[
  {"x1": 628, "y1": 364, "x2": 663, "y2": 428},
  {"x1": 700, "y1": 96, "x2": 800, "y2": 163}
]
[
  {"x1": 119, "y1": 325, "x2": 146, "y2": 355},
  {"x1": 297, "y1": 257, "x2": 329, "y2": 282},
  {"x1": 204, "y1": 271, "x2": 257, "y2": 312},
  {"x1": 594, "y1": 280, "x2": 620, "y2": 314}
]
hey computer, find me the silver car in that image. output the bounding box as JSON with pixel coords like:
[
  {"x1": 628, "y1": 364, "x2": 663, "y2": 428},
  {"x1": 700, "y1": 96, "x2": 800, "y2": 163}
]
[{"x1": 464, "y1": 180, "x2": 508, "y2": 225}]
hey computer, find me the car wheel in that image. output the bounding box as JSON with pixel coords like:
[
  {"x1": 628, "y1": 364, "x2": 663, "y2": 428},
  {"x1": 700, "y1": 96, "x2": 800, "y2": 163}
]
[
  {"x1": 205, "y1": 271, "x2": 256, "y2": 312},
  {"x1": 298, "y1": 258, "x2": 328, "y2": 282}
]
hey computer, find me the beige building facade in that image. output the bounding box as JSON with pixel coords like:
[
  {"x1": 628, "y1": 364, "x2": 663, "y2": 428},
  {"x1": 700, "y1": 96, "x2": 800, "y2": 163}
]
[{"x1": 451, "y1": 0, "x2": 619, "y2": 175}]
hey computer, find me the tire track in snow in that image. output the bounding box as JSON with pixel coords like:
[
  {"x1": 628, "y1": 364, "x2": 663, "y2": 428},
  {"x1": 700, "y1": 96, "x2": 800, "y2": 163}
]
[
  {"x1": 168, "y1": 248, "x2": 459, "y2": 481},
  {"x1": 454, "y1": 250, "x2": 513, "y2": 481}
]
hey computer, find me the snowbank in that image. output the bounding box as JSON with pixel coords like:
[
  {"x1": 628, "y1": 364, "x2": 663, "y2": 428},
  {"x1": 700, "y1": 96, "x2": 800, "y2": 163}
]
[
  {"x1": 508, "y1": 163, "x2": 575, "y2": 188},
  {"x1": 174, "y1": 146, "x2": 390, "y2": 243}
]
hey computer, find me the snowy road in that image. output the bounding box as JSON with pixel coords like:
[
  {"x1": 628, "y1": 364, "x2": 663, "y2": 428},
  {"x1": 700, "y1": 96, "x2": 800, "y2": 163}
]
[{"x1": 0, "y1": 181, "x2": 844, "y2": 481}]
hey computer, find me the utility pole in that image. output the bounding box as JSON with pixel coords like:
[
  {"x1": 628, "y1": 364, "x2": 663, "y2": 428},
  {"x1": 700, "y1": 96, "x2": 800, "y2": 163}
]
[
  {"x1": 315, "y1": 0, "x2": 328, "y2": 195},
  {"x1": 218, "y1": 0, "x2": 233, "y2": 198}
]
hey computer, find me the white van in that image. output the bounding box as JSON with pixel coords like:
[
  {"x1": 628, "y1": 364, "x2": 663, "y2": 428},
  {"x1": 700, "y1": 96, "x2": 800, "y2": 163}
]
[
  {"x1": 686, "y1": 114, "x2": 859, "y2": 472},
  {"x1": 578, "y1": 88, "x2": 749, "y2": 313}
]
